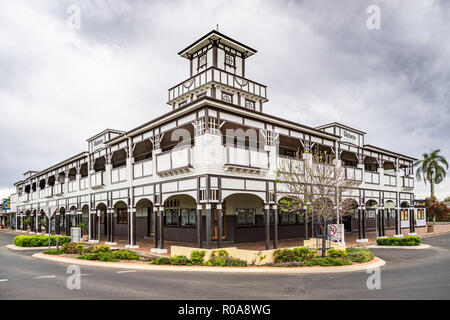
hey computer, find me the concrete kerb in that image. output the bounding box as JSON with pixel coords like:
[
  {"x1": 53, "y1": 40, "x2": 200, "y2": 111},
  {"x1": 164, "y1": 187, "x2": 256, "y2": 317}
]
[
  {"x1": 32, "y1": 253, "x2": 386, "y2": 274},
  {"x1": 366, "y1": 244, "x2": 431, "y2": 250},
  {"x1": 6, "y1": 244, "x2": 58, "y2": 251}
]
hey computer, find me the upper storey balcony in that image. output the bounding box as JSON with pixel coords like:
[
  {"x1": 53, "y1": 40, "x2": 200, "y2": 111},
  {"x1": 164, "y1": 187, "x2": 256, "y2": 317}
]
[{"x1": 168, "y1": 67, "x2": 267, "y2": 106}]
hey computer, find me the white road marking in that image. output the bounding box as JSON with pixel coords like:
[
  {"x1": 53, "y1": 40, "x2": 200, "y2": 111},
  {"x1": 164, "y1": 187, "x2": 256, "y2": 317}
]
[
  {"x1": 0, "y1": 279, "x2": 8, "y2": 282},
  {"x1": 116, "y1": 270, "x2": 136, "y2": 274},
  {"x1": 33, "y1": 275, "x2": 56, "y2": 279}
]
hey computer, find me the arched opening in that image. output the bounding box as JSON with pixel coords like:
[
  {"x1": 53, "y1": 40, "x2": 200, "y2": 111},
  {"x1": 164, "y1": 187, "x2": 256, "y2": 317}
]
[
  {"x1": 24, "y1": 210, "x2": 31, "y2": 231},
  {"x1": 133, "y1": 139, "x2": 153, "y2": 162},
  {"x1": 400, "y1": 201, "x2": 410, "y2": 222},
  {"x1": 365, "y1": 200, "x2": 378, "y2": 230},
  {"x1": 113, "y1": 201, "x2": 128, "y2": 238},
  {"x1": 341, "y1": 198, "x2": 359, "y2": 232},
  {"x1": 81, "y1": 204, "x2": 89, "y2": 237},
  {"x1": 93, "y1": 156, "x2": 106, "y2": 172},
  {"x1": 223, "y1": 193, "x2": 266, "y2": 243},
  {"x1": 111, "y1": 149, "x2": 127, "y2": 169},
  {"x1": 385, "y1": 200, "x2": 396, "y2": 228},
  {"x1": 161, "y1": 194, "x2": 197, "y2": 243},
  {"x1": 135, "y1": 198, "x2": 153, "y2": 238},
  {"x1": 59, "y1": 207, "x2": 66, "y2": 235},
  {"x1": 96, "y1": 202, "x2": 108, "y2": 240}
]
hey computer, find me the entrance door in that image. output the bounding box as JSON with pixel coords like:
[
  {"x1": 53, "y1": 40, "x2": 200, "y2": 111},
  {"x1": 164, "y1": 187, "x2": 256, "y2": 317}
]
[
  {"x1": 147, "y1": 207, "x2": 154, "y2": 237},
  {"x1": 211, "y1": 206, "x2": 225, "y2": 240}
]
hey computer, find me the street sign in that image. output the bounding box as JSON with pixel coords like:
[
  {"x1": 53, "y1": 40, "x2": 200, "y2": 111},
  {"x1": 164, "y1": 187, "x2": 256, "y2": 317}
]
[{"x1": 328, "y1": 224, "x2": 345, "y2": 244}]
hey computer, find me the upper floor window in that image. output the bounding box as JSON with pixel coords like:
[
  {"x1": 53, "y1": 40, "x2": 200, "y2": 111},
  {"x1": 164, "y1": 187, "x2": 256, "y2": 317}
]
[
  {"x1": 222, "y1": 92, "x2": 232, "y2": 104},
  {"x1": 245, "y1": 99, "x2": 255, "y2": 110},
  {"x1": 225, "y1": 53, "x2": 235, "y2": 67},
  {"x1": 198, "y1": 54, "x2": 207, "y2": 68}
]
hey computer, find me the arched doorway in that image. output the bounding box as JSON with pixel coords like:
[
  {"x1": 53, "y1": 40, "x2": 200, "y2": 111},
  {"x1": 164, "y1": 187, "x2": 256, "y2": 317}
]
[
  {"x1": 135, "y1": 198, "x2": 153, "y2": 238},
  {"x1": 365, "y1": 199, "x2": 378, "y2": 231},
  {"x1": 385, "y1": 200, "x2": 396, "y2": 229},
  {"x1": 96, "y1": 203, "x2": 108, "y2": 241},
  {"x1": 222, "y1": 193, "x2": 265, "y2": 243},
  {"x1": 113, "y1": 201, "x2": 128, "y2": 239},
  {"x1": 161, "y1": 194, "x2": 197, "y2": 243},
  {"x1": 341, "y1": 198, "x2": 359, "y2": 232}
]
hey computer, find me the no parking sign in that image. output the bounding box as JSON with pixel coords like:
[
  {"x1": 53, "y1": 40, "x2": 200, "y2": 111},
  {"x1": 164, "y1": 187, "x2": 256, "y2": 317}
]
[{"x1": 328, "y1": 224, "x2": 345, "y2": 244}]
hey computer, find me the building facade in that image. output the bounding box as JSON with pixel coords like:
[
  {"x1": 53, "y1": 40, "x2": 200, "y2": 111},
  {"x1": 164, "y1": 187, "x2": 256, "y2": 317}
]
[{"x1": 11, "y1": 30, "x2": 425, "y2": 251}]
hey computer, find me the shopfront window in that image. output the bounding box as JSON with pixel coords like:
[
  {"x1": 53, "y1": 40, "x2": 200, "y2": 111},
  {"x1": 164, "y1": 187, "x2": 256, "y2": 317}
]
[
  {"x1": 180, "y1": 209, "x2": 196, "y2": 227},
  {"x1": 117, "y1": 209, "x2": 128, "y2": 224},
  {"x1": 237, "y1": 209, "x2": 255, "y2": 226},
  {"x1": 165, "y1": 209, "x2": 179, "y2": 226}
]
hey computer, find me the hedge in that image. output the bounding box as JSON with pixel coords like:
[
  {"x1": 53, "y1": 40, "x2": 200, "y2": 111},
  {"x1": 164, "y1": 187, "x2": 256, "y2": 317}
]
[
  {"x1": 273, "y1": 247, "x2": 317, "y2": 263},
  {"x1": 14, "y1": 235, "x2": 71, "y2": 247},
  {"x1": 376, "y1": 236, "x2": 421, "y2": 246}
]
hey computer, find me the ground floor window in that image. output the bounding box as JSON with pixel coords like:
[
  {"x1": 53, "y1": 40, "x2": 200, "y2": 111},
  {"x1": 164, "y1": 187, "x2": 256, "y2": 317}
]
[
  {"x1": 366, "y1": 209, "x2": 376, "y2": 219},
  {"x1": 237, "y1": 209, "x2": 255, "y2": 226},
  {"x1": 417, "y1": 209, "x2": 424, "y2": 219},
  {"x1": 165, "y1": 209, "x2": 179, "y2": 226},
  {"x1": 400, "y1": 209, "x2": 409, "y2": 221},
  {"x1": 180, "y1": 209, "x2": 196, "y2": 227},
  {"x1": 117, "y1": 209, "x2": 128, "y2": 224},
  {"x1": 390, "y1": 209, "x2": 396, "y2": 218},
  {"x1": 280, "y1": 211, "x2": 296, "y2": 225}
]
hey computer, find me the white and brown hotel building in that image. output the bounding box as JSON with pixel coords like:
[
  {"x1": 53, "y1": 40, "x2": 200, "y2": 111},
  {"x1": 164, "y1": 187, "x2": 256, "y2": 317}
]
[{"x1": 10, "y1": 30, "x2": 425, "y2": 252}]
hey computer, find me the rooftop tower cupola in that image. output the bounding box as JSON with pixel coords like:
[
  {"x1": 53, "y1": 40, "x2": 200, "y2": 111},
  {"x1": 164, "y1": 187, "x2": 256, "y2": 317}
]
[{"x1": 168, "y1": 30, "x2": 268, "y2": 112}]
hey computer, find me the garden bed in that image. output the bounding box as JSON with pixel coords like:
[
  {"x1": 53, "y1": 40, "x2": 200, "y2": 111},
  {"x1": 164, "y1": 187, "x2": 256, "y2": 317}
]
[
  {"x1": 14, "y1": 235, "x2": 70, "y2": 247},
  {"x1": 376, "y1": 236, "x2": 421, "y2": 246}
]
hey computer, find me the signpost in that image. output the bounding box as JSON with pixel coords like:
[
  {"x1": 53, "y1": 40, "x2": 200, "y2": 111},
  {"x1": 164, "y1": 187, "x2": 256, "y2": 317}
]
[{"x1": 328, "y1": 223, "x2": 345, "y2": 245}]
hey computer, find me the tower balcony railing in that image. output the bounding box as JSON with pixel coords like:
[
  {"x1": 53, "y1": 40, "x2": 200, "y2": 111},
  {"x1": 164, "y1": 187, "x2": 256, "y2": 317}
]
[
  {"x1": 111, "y1": 166, "x2": 127, "y2": 184},
  {"x1": 364, "y1": 171, "x2": 380, "y2": 185},
  {"x1": 402, "y1": 176, "x2": 414, "y2": 188},
  {"x1": 225, "y1": 145, "x2": 269, "y2": 171},
  {"x1": 133, "y1": 158, "x2": 153, "y2": 179},
  {"x1": 168, "y1": 67, "x2": 267, "y2": 104},
  {"x1": 156, "y1": 146, "x2": 192, "y2": 176}
]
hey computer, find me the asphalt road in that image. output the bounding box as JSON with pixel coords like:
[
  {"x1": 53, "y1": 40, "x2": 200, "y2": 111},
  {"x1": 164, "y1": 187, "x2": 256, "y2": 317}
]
[{"x1": 0, "y1": 231, "x2": 449, "y2": 300}]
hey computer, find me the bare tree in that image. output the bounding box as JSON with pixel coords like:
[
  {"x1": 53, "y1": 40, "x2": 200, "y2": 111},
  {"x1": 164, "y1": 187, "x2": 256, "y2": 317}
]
[{"x1": 276, "y1": 147, "x2": 359, "y2": 255}]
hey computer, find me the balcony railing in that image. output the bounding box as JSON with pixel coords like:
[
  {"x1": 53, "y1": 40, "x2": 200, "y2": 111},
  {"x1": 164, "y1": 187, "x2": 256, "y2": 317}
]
[
  {"x1": 278, "y1": 155, "x2": 305, "y2": 174},
  {"x1": 79, "y1": 177, "x2": 88, "y2": 190},
  {"x1": 402, "y1": 176, "x2": 414, "y2": 188},
  {"x1": 54, "y1": 183, "x2": 63, "y2": 196},
  {"x1": 111, "y1": 166, "x2": 127, "y2": 183},
  {"x1": 168, "y1": 67, "x2": 267, "y2": 103},
  {"x1": 345, "y1": 167, "x2": 363, "y2": 182},
  {"x1": 364, "y1": 171, "x2": 380, "y2": 184},
  {"x1": 383, "y1": 174, "x2": 397, "y2": 187},
  {"x1": 67, "y1": 180, "x2": 77, "y2": 193},
  {"x1": 225, "y1": 146, "x2": 269, "y2": 170},
  {"x1": 133, "y1": 159, "x2": 153, "y2": 179},
  {"x1": 90, "y1": 171, "x2": 105, "y2": 189},
  {"x1": 44, "y1": 186, "x2": 54, "y2": 198},
  {"x1": 156, "y1": 147, "x2": 192, "y2": 175}
]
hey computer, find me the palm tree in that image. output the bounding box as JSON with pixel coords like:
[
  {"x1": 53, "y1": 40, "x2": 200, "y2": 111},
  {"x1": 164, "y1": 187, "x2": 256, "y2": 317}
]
[{"x1": 414, "y1": 149, "x2": 448, "y2": 198}]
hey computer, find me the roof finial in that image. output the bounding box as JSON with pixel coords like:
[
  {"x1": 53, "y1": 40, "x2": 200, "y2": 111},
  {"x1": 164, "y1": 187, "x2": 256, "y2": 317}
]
[{"x1": 216, "y1": 24, "x2": 219, "y2": 32}]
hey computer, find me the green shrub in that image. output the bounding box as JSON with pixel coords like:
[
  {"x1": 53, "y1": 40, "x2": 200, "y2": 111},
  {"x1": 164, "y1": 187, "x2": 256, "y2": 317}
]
[
  {"x1": 87, "y1": 244, "x2": 111, "y2": 254},
  {"x1": 62, "y1": 242, "x2": 86, "y2": 254},
  {"x1": 210, "y1": 249, "x2": 230, "y2": 257},
  {"x1": 14, "y1": 235, "x2": 70, "y2": 247},
  {"x1": 207, "y1": 255, "x2": 248, "y2": 267},
  {"x1": 190, "y1": 250, "x2": 206, "y2": 265},
  {"x1": 327, "y1": 249, "x2": 348, "y2": 259},
  {"x1": 169, "y1": 255, "x2": 192, "y2": 265},
  {"x1": 77, "y1": 252, "x2": 119, "y2": 262},
  {"x1": 304, "y1": 257, "x2": 352, "y2": 267},
  {"x1": 150, "y1": 257, "x2": 171, "y2": 265},
  {"x1": 43, "y1": 249, "x2": 64, "y2": 255},
  {"x1": 111, "y1": 250, "x2": 140, "y2": 260},
  {"x1": 346, "y1": 247, "x2": 374, "y2": 263},
  {"x1": 376, "y1": 236, "x2": 421, "y2": 246},
  {"x1": 274, "y1": 247, "x2": 317, "y2": 263}
]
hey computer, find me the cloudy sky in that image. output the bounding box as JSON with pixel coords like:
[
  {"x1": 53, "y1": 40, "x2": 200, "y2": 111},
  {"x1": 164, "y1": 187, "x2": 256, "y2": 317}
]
[{"x1": 0, "y1": 0, "x2": 449, "y2": 200}]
